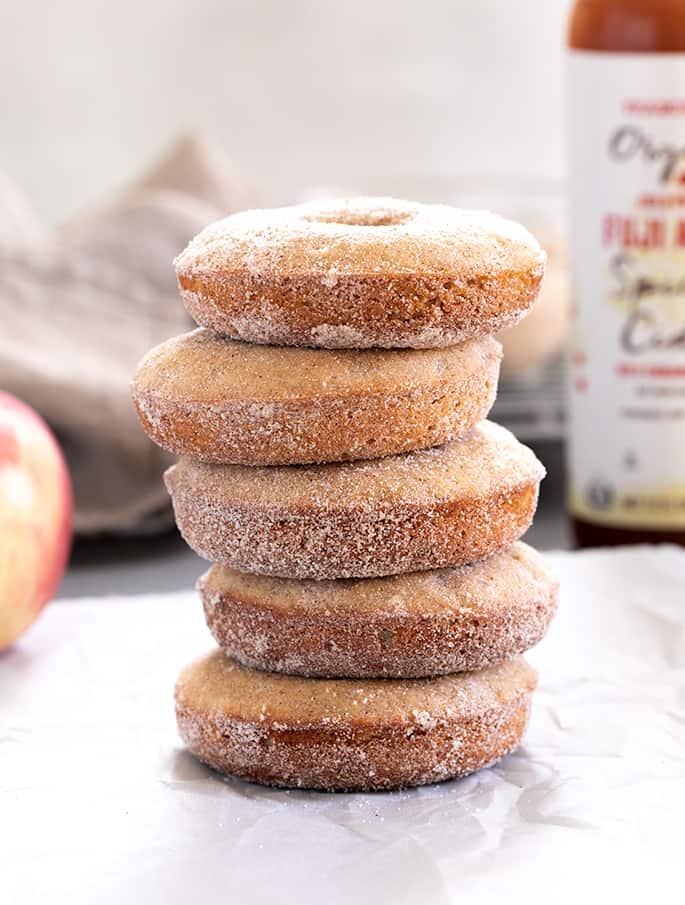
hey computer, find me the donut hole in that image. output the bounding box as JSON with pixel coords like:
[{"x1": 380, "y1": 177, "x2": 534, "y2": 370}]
[{"x1": 305, "y1": 208, "x2": 413, "y2": 228}]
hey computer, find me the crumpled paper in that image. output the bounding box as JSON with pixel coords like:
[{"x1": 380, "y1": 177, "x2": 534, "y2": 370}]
[{"x1": 2, "y1": 546, "x2": 684, "y2": 904}]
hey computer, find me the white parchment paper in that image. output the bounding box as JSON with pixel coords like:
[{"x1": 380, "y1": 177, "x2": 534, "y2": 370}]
[{"x1": 2, "y1": 547, "x2": 684, "y2": 904}]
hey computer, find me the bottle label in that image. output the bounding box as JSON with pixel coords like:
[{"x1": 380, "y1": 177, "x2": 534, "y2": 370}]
[{"x1": 567, "y1": 50, "x2": 685, "y2": 529}]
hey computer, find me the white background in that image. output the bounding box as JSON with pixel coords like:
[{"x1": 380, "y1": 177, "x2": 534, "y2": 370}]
[{"x1": 2, "y1": 0, "x2": 572, "y2": 223}]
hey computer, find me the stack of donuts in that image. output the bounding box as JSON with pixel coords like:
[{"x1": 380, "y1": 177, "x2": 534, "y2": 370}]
[{"x1": 132, "y1": 197, "x2": 558, "y2": 791}]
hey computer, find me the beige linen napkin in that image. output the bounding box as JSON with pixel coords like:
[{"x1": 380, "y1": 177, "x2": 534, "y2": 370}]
[{"x1": 0, "y1": 133, "x2": 246, "y2": 534}]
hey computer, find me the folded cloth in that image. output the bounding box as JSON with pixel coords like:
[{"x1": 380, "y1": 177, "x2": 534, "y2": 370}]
[{"x1": 0, "y1": 133, "x2": 247, "y2": 535}]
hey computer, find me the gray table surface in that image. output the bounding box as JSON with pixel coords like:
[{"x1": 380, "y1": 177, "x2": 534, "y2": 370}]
[{"x1": 58, "y1": 442, "x2": 569, "y2": 599}]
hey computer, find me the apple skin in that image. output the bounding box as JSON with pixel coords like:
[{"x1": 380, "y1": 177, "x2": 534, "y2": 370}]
[{"x1": 0, "y1": 392, "x2": 73, "y2": 649}]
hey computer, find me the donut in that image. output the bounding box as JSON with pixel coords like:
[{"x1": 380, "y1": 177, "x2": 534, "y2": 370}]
[
  {"x1": 498, "y1": 231, "x2": 569, "y2": 379},
  {"x1": 199, "y1": 542, "x2": 557, "y2": 678},
  {"x1": 175, "y1": 650, "x2": 537, "y2": 791},
  {"x1": 174, "y1": 197, "x2": 546, "y2": 349},
  {"x1": 164, "y1": 421, "x2": 545, "y2": 579},
  {"x1": 131, "y1": 328, "x2": 502, "y2": 466}
]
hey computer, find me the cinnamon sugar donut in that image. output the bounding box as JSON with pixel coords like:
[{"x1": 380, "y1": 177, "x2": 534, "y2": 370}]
[
  {"x1": 199, "y1": 542, "x2": 558, "y2": 678},
  {"x1": 132, "y1": 328, "x2": 501, "y2": 466},
  {"x1": 164, "y1": 421, "x2": 545, "y2": 579},
  {"x1": 175, "y1": 197, "x2": 546, "y2": 349},
  {"x1": 175, "y1": 650, "x2": 537, "y2": 791}
]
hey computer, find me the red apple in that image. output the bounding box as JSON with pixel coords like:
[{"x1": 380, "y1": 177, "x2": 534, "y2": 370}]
[{"x1": 0, "y1": 392, "x2": 72, "y2": 649}]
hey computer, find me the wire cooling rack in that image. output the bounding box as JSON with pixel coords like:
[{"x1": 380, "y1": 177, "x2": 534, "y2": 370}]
[{"x1": 492, "y1": 357, "x2": 565, "y2": 443}]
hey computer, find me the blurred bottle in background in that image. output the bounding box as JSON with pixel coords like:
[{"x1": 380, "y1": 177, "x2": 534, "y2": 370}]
[{"x1": 567, "y1": 0, "x2": 685, "y2": 548}]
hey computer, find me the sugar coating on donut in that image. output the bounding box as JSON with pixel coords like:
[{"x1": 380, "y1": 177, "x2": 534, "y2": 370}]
[
  {"x1": 132, "y1": 328, "x2": 502, "y2": 464},
  {"x1": 175, "y1": 651, "x2": 537, "y2": 790},
  {"x1": 133, "y1": 328, "x2": 502, "y2": 402},
  {"x1": 177, "y1": 649, "x2": 536, "y2": 723},
  {"x1": 175, "y1": 197, "x2": 546, "y2": 349},
  {"x1": 180, "y1": 288, "x2": 530, "y2": 349},
  {"x1": 166, "y1": 421, "x2": 543, "y2": 508},
  {"x1": 164, "y1": 421, "x2": 545, "y2": 579},
  {"x1": 176, "y1": 197, "x2": 544, "y2": 281},
  {"x1": 199, "y1": 542, "x2": 559, "y2": 677}
]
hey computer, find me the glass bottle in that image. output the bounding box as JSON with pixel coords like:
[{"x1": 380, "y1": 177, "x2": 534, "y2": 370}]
[{"x1": 567, "y1": 0, "x2": 685, "y2": 547}]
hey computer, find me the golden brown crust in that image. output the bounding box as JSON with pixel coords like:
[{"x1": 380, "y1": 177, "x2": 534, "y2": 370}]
[
  {"x1": 163, "y1": 422, "x2": 545, "y2": 579},
  {"x1": 175, "y1": 197, "x2": 545, "y2": 349},
  {"x1": 170, "y1": 483, "x2": 540, "y2": 579},
  {"x1": 199, "y1": 543, "x2": 558, "y2": 678},
  {"x1": 131, "y1": 329, "x2": 502, "y2": 465},
  {"x1": 174, "y1": 651, "x2": 537, "y2": 791}
]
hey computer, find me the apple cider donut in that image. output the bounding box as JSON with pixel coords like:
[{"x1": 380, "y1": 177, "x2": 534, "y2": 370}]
[
  {"x1": 175, "y1": 197, "x2": 546, "y2": 349},
  {"x1": 199, "y1": 542, "x2": 558, "y2": 678},
  {"x1": 132, "y1": 328, "x2": 502, "y2": 466},
  {"x1": 164, "y1": 421, "x2": 545, "y2": 580},
  {"x1": 175, "y1": 650, "x2": 537, "y2": 791}
]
